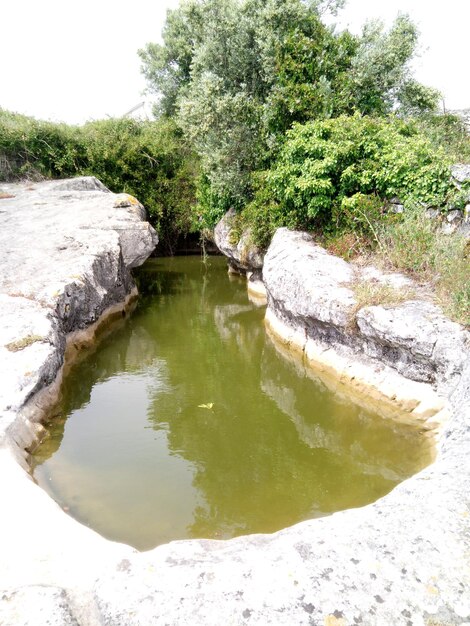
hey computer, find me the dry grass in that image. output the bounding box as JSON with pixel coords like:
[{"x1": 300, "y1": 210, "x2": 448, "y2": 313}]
[
  {"x1": 348, "y1": 279, "x2": 417, "y2": 328},
  {"x1": 378, "y1": 209, "x2": 470, "y2": 327},
  {"x1": 325, "y1": 232, "x2": 371, "y2": 260},
  {"x1": 328, "y1": 206, "x2": 470, "y2": 328}
]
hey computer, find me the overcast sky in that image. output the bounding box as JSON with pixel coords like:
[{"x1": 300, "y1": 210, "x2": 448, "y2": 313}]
[{"x1": 1, "y1": 0, "x2": 468, "y2": 125}]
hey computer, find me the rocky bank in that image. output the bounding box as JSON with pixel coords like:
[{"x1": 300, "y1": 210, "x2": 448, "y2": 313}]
[
  {"x1": 0, "y1": 183, "x2": 469, "y2": 625},
  {"x1": 213, "y1": 209, "x2": 267, "y2": 302}
]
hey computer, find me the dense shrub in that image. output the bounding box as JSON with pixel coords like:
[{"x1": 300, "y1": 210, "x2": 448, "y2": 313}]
[
  {"x1": 243, "y1": 115, "x2": 458, "y2": 246},
  {"x1": 0, "y1": 110, "x2": 198, "y2": 252},
  {"x1": 80, "y1": 118, "x2": 198, "y2": 253},
  {"x1": 0, "y1": 109, "x2": 85, "y2": 178}
]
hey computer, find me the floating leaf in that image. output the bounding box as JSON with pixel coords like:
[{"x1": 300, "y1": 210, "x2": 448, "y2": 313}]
[{"x1": 198, "y1": 403, "x2": 214, "y2": 410}]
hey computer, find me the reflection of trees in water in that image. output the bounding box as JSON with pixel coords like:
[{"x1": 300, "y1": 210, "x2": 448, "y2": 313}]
[
  {"x1": 147, "y1": 265, "x2": 433, "y2": 538},
  {"x1": 33, "y1": 262, "x2": 191, "y2": 466},
  {"x1": 33, "y1": 319, "x2": 165, "y2": 467},
  {"x1": 144, "y1": 276, "x2": 315, "y2": 538},
  {"x1": 260, "y1": 340, "x2": 433, "y2": 482},
  {"x1": 146, "y1": 291, "x2": 368, "y2": 537},
  {"x1": 32, "y1": 257, "x2": 434, "y2": 542}
]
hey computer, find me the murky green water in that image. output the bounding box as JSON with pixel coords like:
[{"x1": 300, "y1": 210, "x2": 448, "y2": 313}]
[{"x1": 31, "y1": 256, "x2": 433, "y2": 550}]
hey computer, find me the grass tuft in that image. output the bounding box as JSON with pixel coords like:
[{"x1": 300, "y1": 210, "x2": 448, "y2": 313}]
[
  {"x1": 349, "y1": 279, "x2": 417, "y2": 328},
  {"x1": 378, "y1": 206, "x2": 470, "y2": 326}
]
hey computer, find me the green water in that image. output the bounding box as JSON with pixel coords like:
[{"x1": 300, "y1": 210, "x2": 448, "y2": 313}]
[{"x1": 31, "y1": 256, "x2": 433, "y2": 550}]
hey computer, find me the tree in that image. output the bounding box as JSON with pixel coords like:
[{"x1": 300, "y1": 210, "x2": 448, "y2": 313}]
[
  {"x1": 345, "y1": 15, "x2": 429, "y2": 116},
  {"x1": 138, "y1": 1, "x2": 207, "y2": 117},
  {"x1": 140, "y1": 0, "x2": 441, "y2": 229}
]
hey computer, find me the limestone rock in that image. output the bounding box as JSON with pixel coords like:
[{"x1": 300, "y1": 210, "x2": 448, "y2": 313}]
[
  {"x1": 214, "y1": 208, "x2": 264, "y2": 272},
  {"x1": 263, "y1": 227, "x2": 469, "y2": 386},
  {"x1": 425, "y1": 207, "x2": 440, "y2": 219},
  {"x1": 51, "y1": 176, "x2": 110, "y2": 193},
  {"x1": 247, "y1": 270, "x2": 267, "y2": 305},
  {"x1": 0, "y1": 587, "x2": 79, "y2": 626},
  {"x1": 388, "y1": 199, "x2": 404, "y2": 214},
  {"x1": 446, "y1": 209, "x2": 463, "y2": 223},
  {"x1": 356, "y1": 301, "x2": 468, "y2": 384},
  {"x1": 263, "y1": 228, "x2": 356, "y2": 329},
  {"x1": 113, "y1": 193, "x2": 146, "y2": 221},
  {"x1": 451, "y1": 163, "x2": 470, "y2": 184},
  {"x1": 0, "y1": 176, "x2": 157, "y2": 419}
]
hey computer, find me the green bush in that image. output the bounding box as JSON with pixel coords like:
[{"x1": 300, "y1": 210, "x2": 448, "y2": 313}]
[
  {"x1": 0, "y1": 110, "x2": 198, "y2": 252},
  {"x1": 80, "y1": 118, "x2": 198, "y2": 253},
  {"x1": 0, "y1": 109, "x2": 85, "y2": 179},
  {"x1": 244, "y1": 114, "x2": 457, "y2": 245},
  {"x1": 194, "y1": 174, "x2": 239, "y2": 232}
]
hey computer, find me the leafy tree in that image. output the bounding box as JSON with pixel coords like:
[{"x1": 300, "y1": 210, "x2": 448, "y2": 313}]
[
  {"x1": 396, "y1": 80, "x2": 440, "y2": 117},
  {"x1": 345, "y1": 15, "x2": 428, "y2": 116},
  {"x1": 140, "y1": 0, "x2": 440, "y2": 229},
  {"x1": 138, "y1": 1, "x2": 206, "y2": 117}
]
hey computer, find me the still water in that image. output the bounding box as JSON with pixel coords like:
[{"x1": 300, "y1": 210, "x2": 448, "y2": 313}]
[{"x1": 31, "y1": 256, "x2": 433, "y2": 550}]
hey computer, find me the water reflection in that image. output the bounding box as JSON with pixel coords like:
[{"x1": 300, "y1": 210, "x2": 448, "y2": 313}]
[{"x1": 32, "y1": 257, "x2": 434, "y2": 550}]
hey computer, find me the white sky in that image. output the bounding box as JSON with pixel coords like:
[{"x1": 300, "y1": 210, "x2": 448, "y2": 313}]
[{"x1": 0, "y1": 0, "x2": 468, "y2": 125}]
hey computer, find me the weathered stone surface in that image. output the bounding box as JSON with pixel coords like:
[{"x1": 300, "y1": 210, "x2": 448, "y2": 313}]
[
  {"x1": 0, "y1": 178, "x2": 157, "y2": 426},
  {"x1": 389, "y1": 200, "x2": 404, "y2": 214},
  {"x1": 1, "y1": 214, "x2": 470, "y2": 625},
  {"x1": 447, "y1": 209, "x2": 464, "y2": 223},
  {"x1": 263, "y1": 229, "x2": 356, "y2": 329},
  {"x1": 214, "y1": 208, "x2": 264, "y2": 272},
  {"x1": 52, "y1": 175, "x2": 110, "y2": 193},
  {"x1": 426, "y1": 207, "x2": 440, "y2": 219},
  {"x1": 0, "y1": 586, "x2": 80, "y2": 626},
  {"x1": 357, "y1": 301, "x2": 468, "y2": 385},
  {"x1": 247, "y1": 270, "x2": 268, "y2": 305},
  {"x1": 441, "y1": 209, "x2": 467, "y2": 235},
  {"x1": 263, "y1": 228, "x2": 469, "y2": 387},
  {"x1": 451, "y1": 163, "x2": 470, "y2": 184}
]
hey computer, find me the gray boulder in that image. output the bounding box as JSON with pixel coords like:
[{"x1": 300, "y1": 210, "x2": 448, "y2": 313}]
[
  {"x1": 451, "y1": 163, "x2": 470, "y2": 184},
  {"x1": 214, "y1": 208, "x2": 264, "y2": 272},
  {"x1": 263, "y1": 228, "x2": 469, "y2": 386},
  {"x1": 263, "y1": 229, "x2": 356, "y2": 329},
  {"x1": 50, "y1": 176, "x2": 110, "y2": 193},
  {"x1": 0, "y1": 587, "x2": 81, "y2": 626}
]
